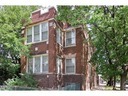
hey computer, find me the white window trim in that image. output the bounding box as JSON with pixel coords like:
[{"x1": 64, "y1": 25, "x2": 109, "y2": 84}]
[
  {"x1": 27, "y1": 54, "x2": 48, "y2": 74},
  {"x1": 25, "y1": 21, "x2": 49, "y2": 45},
  {"x1": 65, "y1": 57, "x2": 76, "y2": 74},
  {"x1": 65, "y1": 29, "x2": 76, "y2": 47},
  {"x1": 41, "y1": 22, "x2": 49, "y2": 41},
  {"x1": 42, "y1": 54, "x2": 49, "y2": 73}
]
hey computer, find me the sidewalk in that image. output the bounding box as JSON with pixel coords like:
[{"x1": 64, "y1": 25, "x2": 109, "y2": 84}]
[
  {"x1": 93, "y1": 83, "x2": 128, "y2": 91},
  {"x1": 93, "y1": 84, "x2": 106, "y2": 91}
]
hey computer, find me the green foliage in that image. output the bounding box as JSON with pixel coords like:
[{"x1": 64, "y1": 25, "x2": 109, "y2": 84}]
[
  {"x1": 0, "y1": 6, "x2": 39, "y2": 84},
  {"x1": 0, "y1": 61, "x2": 19, "y2": 84},
  {"x1": 57, "y1": 6, "x2": 128, "y2": 87},
  {"x1": 4, "y1": 73, "x2": 37, "y2": 87}
]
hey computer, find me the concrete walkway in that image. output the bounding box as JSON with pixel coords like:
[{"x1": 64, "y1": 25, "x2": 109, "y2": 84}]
[
  {"x1": 93, "y1": 83, "x2": 128, "y2": 91},
  {"x1": 93, "y1": 84, "x2": 106, "y2": 91}
]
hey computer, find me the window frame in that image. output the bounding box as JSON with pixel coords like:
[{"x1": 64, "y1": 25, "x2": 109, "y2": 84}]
[
  {"x1": 25, "y1": 21, "x2": 49, "y2": 45},
  {"x1": 41, "y1": 22, "x2": 48, "y2": 41},
  {"x1": 27, "y1": 54, "x2": 48, "y2": 74},
  {"x1": 26, "y1": 27, "x2": 32, "y2": 43},
  {"x1": 42, "y1": 54, "x2": 49, "y2": 73},
  {"x1": 65, "y1": 29, "x2": 76, "y2": 47},
  {"x1": 33, "y1": 24, "x2": 40, "y2": 42},
  {"x1": 65, "y1": 57, "x2": 76, "y2": 74}
]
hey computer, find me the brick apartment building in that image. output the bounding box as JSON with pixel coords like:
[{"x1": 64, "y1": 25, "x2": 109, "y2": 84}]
[{"x1": 21, "y1": 7, "x2": 97, "y2": 90}]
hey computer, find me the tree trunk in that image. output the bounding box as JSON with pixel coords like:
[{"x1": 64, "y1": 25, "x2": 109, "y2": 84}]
[
  {"x1": 120, "y1": 65, "x2": 128, "y2": 90},
  {"x1": 107, "y1": 77, "x2": 113, "y2": 86},
  {"x1": 113, "y1": 76, "x2": 116, "y2": 90},
  {"x1": 120, "y1": 73, "x2": 127, "y2": 90}
]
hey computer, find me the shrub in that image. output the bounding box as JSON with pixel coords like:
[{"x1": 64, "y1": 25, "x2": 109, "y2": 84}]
[{"x1": 4, "y1": 73, "x2": 37, "y2": 88}]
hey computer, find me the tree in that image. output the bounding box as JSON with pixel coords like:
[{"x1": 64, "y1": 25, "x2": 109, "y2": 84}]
[
  {"x1": 57, "y1": 5, "x2": 128, "y2": 90},
  {"x1": 0, "y1": 6, "x2": 39, "y2": 84}
]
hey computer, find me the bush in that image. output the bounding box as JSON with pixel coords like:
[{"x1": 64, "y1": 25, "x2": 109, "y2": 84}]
[{"x1": 4, "y1": 73, "x2": 37, "y2": 88}]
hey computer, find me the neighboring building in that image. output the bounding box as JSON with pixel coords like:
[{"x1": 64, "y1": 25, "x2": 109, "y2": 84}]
[{"x1": 21, "y1": 7, "x2": 97, "y2": 90}]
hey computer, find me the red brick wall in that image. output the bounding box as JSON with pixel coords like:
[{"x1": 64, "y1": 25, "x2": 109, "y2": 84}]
[
  {"x1": 48, "y1": 20, "x2": 56, "y2": 73},
  {"x1": 63, "y1": 28, "x2": 84, "y2": 74},
  {"x1": 31, "y1": 7, "x2": 57, "y2": 24},
  {"x1": 33, "y1": 74, "x2": 57, "y2": 89},
  {"x1": 62, "y1": 75, "x2": 83, "y2": 89},
  {"x1": 76, "y1": 28, "x2": 83, "y2": 74},
  {"x1": 21, "y1": 7, "x2": 90, "y2": 89},
  {"x1": 30, "y1": 42, "x2": 48, "y2": 55}
]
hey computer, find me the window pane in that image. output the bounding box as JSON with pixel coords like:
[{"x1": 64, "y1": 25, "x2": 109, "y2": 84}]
[
  {"x1": 34, "y1": 56, "x2": 40, "y2": 73},
  {"x1": 66, "y1": 58, "x2": 75, "y2": 74},
  {"x1": 66, "y1": 38, "x2": 72, "y2": 46},
  {"x1": 41, "y1": 22, "x2": 48, "y2": 32},
  {"x1": 66, "y1": 30, "x2": 76, "y2": 46},
  {"x1": 27, "y1": 27, "x2": 32, "y2": 43},
  {"x1": 28, "y1": 58, "x2": 33, "y2": 73},
  {"x1": 66, "y1": 66, "x2": 74, "y2": 73},
  {"x1": 66, "y1": 32, "x2": 71, "y2": 39},
  {"x1": 34, "y1": 25, "x2": 40, "y2": 42},
  {"x1": 42, "y1": 55, "x2": 48, "y2": 72},
  {"x1": 42, "y1": 31, "x2": 48, "y2": 40},
  {"x1": 72, "y1": 38, "x2": 75, "y2": 44},
  {"x1": 27, "y1": 35, "x2": 32, "y2": 43},
  {"x1": 27, "y1": 28, "x2": 32, "y2": 35},
  {"x1": 72, "y1": 31, "x2": 75, "y2": 38},
  {"x1": 41, "y1": 22, "x2": 48, "y2": 40}
]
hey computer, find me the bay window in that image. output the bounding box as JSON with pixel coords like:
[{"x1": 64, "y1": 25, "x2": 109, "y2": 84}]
[
  {"x1": 26, "y1": 22, "x2": 48, "y2": 44},
  {"x1": 27, "y1": 54, "x2": 48, "y2": 74}
]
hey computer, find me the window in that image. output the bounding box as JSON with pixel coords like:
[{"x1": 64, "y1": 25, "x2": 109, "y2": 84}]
[
  {"x1": 34, "y1": 56, "x2": 41, "y2": 73},
  {"x1": 41, "y1": 22, "x2": 48, "y2": 41},
  {"x1": 65, "y1": 29, "x2": 76, "y2": 46},
  {"x1": 26, "y1": 22, "x2": 48, "y2": 44},
  {"x1": 28, "y1": 58, "x2": 33, "y2": 73},
  {"x1": 65, "y1": 57, "x2": 75, "y2": 74},
  {"x1": 56, "y1": 28, "x2": 62, "y2": 44},
  {"x1": 27, "y1": 27, "x2": 32, "y2": 43},
  {"x1": 34, "y1": 25, "x2": 40, "y2": 42},
  {"x1": 27, "y1": 54, "x2": 48, "y2": 74},
  {"x1": 42, "y1": 55, "x2": 48, "y2": 73}
]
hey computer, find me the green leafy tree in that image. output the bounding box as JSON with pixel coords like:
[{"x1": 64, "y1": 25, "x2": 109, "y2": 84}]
[
  {"x1": 57, "y1": 5, "x2": 128, "y2": 90},
  {"x1": 0, "y1": 6, "x2": 39, "y2": 84}
]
